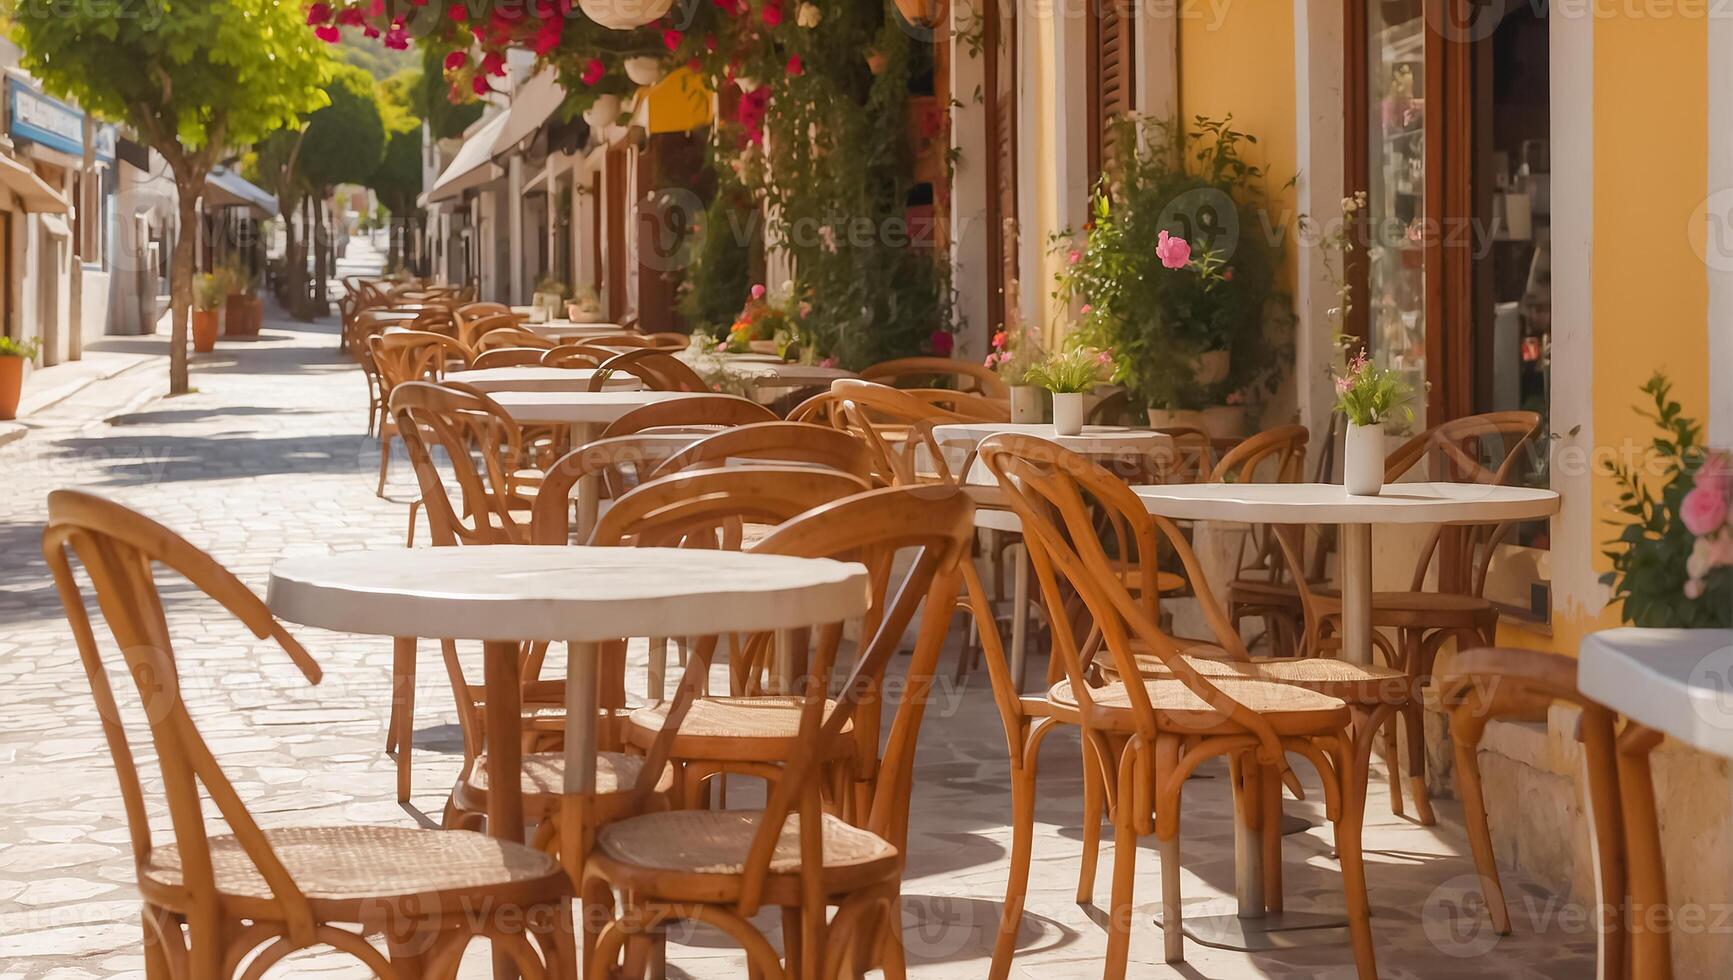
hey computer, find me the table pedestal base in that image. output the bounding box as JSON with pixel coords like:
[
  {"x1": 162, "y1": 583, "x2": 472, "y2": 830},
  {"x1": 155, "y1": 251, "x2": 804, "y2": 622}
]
[{"x1": 1151, "y1": 909, "x2": 1349, "y2": 951}]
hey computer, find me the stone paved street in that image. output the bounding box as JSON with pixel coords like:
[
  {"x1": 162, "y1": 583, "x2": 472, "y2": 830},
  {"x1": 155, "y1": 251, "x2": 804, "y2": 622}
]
[{"x1": 0, "y1": 240, "x2": 1600, "y2": 978}]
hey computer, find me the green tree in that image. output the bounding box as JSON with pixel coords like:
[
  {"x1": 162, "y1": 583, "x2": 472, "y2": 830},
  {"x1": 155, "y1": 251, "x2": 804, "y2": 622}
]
[
  {"x1": 7, "y1": 0, "x2": 328, "y2": 394},
  {"x1": 369, "y1": 70, "x2": 423, "y2": 272},
  {"x1": 298, "y1": 63, "x2": 386, "y2": 312}
]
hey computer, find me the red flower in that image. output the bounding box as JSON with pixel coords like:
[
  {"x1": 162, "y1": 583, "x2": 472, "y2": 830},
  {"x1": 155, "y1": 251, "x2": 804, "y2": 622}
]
[
  {"x1": 448, "y1": 3, "x2": 468, "y2": 21},
  {"x1": 713, "y1": 0, "x2": 738, "y2": 12},
  {"x1": 443, "y1": 50, "x2": 468, "y2": 71},
  {"x1": 928, "y1": 330, "x2": 954, "y2": 356},
  {"x1": 367, "y1": 0, "x2": 383, "y2": 15},
  {"x1": 305, "y1": 3, "x2": 332, "y2": 25},
  {"x1": 580, "y1": 57, "x2": 605, "y2": 86},
  {"x1": 662, "y1": 28, "x2": 684, "y2": 51},
  {"x1": 471, "y1": 74, "x2": 492, "y2": 96},
  {"x1": 762, "y1": 1, "x2": 782, "y2": 26},
  {"x1": 531, "y1": 18, "x2": 562, "y2": 54},
  {"x1": 314, "y1": 23, "x2": 341, "y2": 42},
  {"x1": 480, "y1": 50, "x2": 506, "y2": 76},
  {"x1": 785, "y1": 54, "x2": 803, "y2": 75},
  {"x1": 686, "y1": 57, "x2": 702, "y2": 72},
  {"x1": 384, "y1": 25, "x2": 408, "y2": 48},
  {"x1": 362, "y1": 24, "x2": 380, "y2": 37},
  {"x1": 335, "y1": 6, "x2": 364, "y2": 25},
  {"x1": 704, "y1": 34, "x2": 718, "y2": 51}
]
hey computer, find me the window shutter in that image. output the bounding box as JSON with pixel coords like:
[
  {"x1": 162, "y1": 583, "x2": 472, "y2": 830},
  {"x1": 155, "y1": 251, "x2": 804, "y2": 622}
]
[
  {"x1": 986, "y1": 0, "x2": 1019, "y2": 331},
  {"x1": 1087, "y1": 0, "x2": 1137, "y2": 179}
]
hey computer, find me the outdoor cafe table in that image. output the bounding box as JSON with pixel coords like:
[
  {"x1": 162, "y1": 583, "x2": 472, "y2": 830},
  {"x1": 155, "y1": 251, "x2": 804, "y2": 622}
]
[
  {"x1": 266, "y1": 546, "x2": 869, "y2": 978},
  {"x1": 522, "y1": 320, "x2": 630, "y2": 340},
  {"x1": 1126, "y1": 479, "x2": 1559, "y2": 949},
  {"x1": 455, "y1": 365, "x2": 643, "y2": 393},
  {"x1": 489, "y1": 390, "x2": 711, "y2": 536}
]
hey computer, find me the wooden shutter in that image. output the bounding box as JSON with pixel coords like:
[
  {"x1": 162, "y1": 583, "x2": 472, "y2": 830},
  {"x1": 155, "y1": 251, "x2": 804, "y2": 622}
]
[
  {"x1": 1087, "y1": 0, "x2": 1137, "y2": 180},
  {"x1": 985, "y1": 0, "x2": 1019, "y2": 331}
]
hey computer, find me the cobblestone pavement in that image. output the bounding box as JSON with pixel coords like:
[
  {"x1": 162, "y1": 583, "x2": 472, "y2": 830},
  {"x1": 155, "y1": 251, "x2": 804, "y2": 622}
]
[{"x1": 0, "y1": 241, "x2": 1598, "y2": 978}]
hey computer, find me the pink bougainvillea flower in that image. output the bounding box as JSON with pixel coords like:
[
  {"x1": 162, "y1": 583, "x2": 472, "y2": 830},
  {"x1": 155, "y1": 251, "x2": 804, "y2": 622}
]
[
  {"x1": 448, "y1": 3, "x2": 469, "y2": 20},
  {"x1": 531, "y1": 19, "x2": 562, "y2": 54},
  {"x1": 580, "y1": 57, "x2": 606, "y2": 86},
  {"x1": 1682, "y1": 484, "x2": 1730, "y2": 536},
  {"x1": 1156, "y1": 230, "x2": 1192, "y2": 270},
  {"x1": 314, "y1": 23, "x2": 341, "y2": 42},
  {"x1": 750, "y1": 283, "x2": 767, "y2": 300},
  {"x1": 1067, "y1": 249, "x2": 1081, "y2": 266},
  {"x1": 444, "y1": 50, "x2": 468, "y2": 71},
  {"x1": 1079, "y1": 303, "x2": 1092, "y2": 315},
  {"x1": 785, "y1": 54, "x2": 803, "y2": 75},
  {"x1": 929, "y1": 329, "x2": 954, "y2": 357},
  {"x1": 663, "y1": 28, "x2": 684, "y2": 50},
  {"x1": 1697, "y1": 452, "x2": 1732, "y2": 496},
  {"x1": 384, "y1": 25, "x2": 409, "y2": 48},
  {"x1": 762, "y1": 1, "x2": 783, "y2": 26},
  {"x1": 471, "y1": 74, "x2": 492, "y2": 95},
  {"x1": 819, "y1": 356, "x2": 838, "y2": 369},
  {"x1": 305, "y1": 3, "x2": 332, "y2": 24},
  {"x1": 367, "y1": 0, "x2": 384, "y2": 15},
  {"x1": 335, "y1": 6, "x2": 364, "y2": 25}
]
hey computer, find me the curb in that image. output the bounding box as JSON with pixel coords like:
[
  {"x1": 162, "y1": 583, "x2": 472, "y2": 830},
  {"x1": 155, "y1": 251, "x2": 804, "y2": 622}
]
[{"x1": 0, "y1": 354, "x2": 160, "y2": 450}]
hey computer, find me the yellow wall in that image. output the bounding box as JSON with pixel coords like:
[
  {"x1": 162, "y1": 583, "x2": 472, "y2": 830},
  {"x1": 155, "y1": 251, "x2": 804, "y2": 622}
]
[{"x1": 1178, "y1": 5, "x2": 1299, "y2": 288}]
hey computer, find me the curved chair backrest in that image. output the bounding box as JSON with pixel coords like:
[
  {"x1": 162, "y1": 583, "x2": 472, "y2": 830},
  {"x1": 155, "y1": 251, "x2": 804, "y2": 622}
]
[
  {"x1": 389, "y1": 380, "x2": 529, "y2": 546},
  {"x1": 477, "y1": 326, "x2": 556, "y2": 352},
  {"x1": 369, "y1": 330, "x2": 473, "y2": 391},
  {"x1": 650, "y1": 421, "x2": 878, "y2": 484},
  {"x1": 784, "y1": 390, "x2": 847, "y2": 427},
  {"x1": 469, "y1": 347, "x2": 548, "y2": 370},
  {"x1": 830, "y1": 379, "x2": 970, "y2": 486},
  {"x1": 592, "y1": 348, "x2": 711, "y2": 393},
  {"x1": 458, "y1": 311, "x2": 528, "y2": 349},
  {"x1": 900, "y1": 387, "x2": 1011, "y2": 421},
  {"x1": 1209, "y1": 423, "x2": 1309, "y2": 485},
  {"x1": 859, "y1": 355, "x2": 1010, "y2": 398},
  {"x1": 642, "y1": 332, "x2": 691, "y2": 350},
  {"x1": 600, "y1": 394, "x2": 776, "y2": 438},
  {"x1": 976, "y1": 434, "x2": 1289, "y2": 771},
  {"x1": 581, "y1": 333, "x2": 655, "y2": 348},
  {"x1": 589, "y1": 465, "x2": 871, "y2": 549},
  {"x1": 541, "y1": 344, "x2": 615, "y2": 369},
  {"x1": 1149, "y1": 426, "x2": 1216, "y2": 483},
  {"x1": 42, "y1": 490, "x2": 325, "y2": 939}
]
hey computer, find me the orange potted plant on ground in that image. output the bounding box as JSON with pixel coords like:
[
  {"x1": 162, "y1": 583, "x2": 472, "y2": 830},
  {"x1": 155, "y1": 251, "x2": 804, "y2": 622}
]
[
  {"x1": 0, "y1": 335, "x2": 40, "y2": 420},
  {"x1": 193, "y1": 273, "x2": 223, "y2": 352},
  {"x1": 223, "y1": 263, "x2": 263, "y2": 337}
]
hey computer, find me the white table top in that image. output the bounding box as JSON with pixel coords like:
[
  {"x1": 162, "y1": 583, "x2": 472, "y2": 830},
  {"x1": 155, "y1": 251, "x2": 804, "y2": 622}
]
[
  {"x1": 1131, "y1": 481, "x2": 1560, "y2": 525},
  {"x1": 267, "y1": 545, "x2": 871, "y2": 643},
  {"x1": 935, "y1": 422, "x2": 1175, "y2": 454},
  {"x1": 523, "y1": 320, "x2": 629, "y2": 338},
  {"x1": 1579, "y1": 628, "x2": 1733, "y2": 757},
  {"x1": 489, "y1": 389, "x2": 707, "y2": 425},
  {"x1": 736, "y1": 363, "x2": 858, "y2": 387},
  {"x1": 455, "y1": 366, "x2": 642, "y2": 393}
]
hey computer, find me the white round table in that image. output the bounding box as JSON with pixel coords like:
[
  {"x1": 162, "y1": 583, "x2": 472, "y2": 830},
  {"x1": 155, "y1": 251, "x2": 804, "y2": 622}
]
[
  {"x1": 267, "y1": 545, "x2": 869, "y2": 840},
  {"x1": 455, "y1": 366, "x2": 642, "y2": 394},
  {"x1": 1579, "y1": 627, "x2": 1733, "y2": 757},
  {"x1": 522, "y1": 320, "x2": 629, "y2": 339},
  {"x1": 1131, "y1": 481, "x2": 1560, "y2": 665},
  {"x1": 489, "y1": 390, "x2": 712, "y2": 536},
  {"x1": 733, "y1": 362, "x2": 858, "y2": 390}
]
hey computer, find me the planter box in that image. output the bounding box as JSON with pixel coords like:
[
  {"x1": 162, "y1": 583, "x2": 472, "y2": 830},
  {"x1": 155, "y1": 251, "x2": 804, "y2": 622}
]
[{"x1": 224, "y1": 294, "x2": 263, "y2": 336}]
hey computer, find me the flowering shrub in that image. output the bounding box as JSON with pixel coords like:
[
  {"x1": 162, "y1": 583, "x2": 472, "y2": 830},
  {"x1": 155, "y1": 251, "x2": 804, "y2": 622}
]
[
  {"x1": 984, "y1": 324, "x2": 1044, "y2": 385},
  {"x1": 1602, "y1": 373, "x2": 1733, "y2": 628},
  {"x1": 1332, "y1": 347, "x2": 1413, "y2": 427}
]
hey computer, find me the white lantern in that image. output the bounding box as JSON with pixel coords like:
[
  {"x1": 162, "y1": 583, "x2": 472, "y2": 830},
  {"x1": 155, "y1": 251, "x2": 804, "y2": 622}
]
[
  {"x1": 578, "y1": 0, "x2": 676, "y2": 31},
  {"x1": 624, "y1": 56, "x2": 667, "y2": 86}
]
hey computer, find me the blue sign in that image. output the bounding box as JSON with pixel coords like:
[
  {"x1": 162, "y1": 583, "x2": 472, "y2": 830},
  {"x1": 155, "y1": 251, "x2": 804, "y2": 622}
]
[{"x1": 8, "y1": 80, "x2": 91, "y2": 160}]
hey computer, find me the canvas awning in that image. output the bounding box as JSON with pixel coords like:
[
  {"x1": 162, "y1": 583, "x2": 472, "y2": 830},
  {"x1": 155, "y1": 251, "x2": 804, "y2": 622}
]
[
  {"x1": 492, "y1": 69, "x2": 568, "y2": 157},
  {"x1": 629, "y1": 67, "x2": 713, "y2": 135},
  {"x1": 424, "y1": 111, "x2": 509, "y2": 204},
  {"x1": 204, "y1": 167, "x2": 276, "y2": 218},
  {"x1": 0, "y1": 152, "x2": 67, "y2": 213}
]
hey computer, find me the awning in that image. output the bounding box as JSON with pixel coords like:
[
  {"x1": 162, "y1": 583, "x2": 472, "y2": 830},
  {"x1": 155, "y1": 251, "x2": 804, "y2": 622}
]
[
  {"x1": 424, "y1": 111, "x2": 509, "y2": 204},
  {"x1": 491, "y1": 69, "x2": 567, "y2": 157},
  {"x1": 629, "y1": 67, "x2": 713, "y2": 135},
  {"x1": 204, "y1": 166, "x2": 276, "y2": 218},
  {"x1": 0, "y1": 152, "x2": 67, "y2": 213}
]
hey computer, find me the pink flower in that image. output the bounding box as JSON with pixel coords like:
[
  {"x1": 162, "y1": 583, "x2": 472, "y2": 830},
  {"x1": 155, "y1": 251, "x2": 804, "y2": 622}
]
[
  {"x1": 444, "y1": 50, "x2": 468, "y2": 71},
  {"x1": 663, "y1": 28, "x2": 684, "y2": 50},
  {"x1": 1067, "y1": 249, "x2": 1082, "y2": 266},
  {"x1": 448, "y1": 3, "x2": 468, "y2": 20},
  {"x1": 929, "y1": 330, "x2": 954, "y2": 357},
  {"x1": 785, "y1": 54, "x2": 803, "y2": 76},
  {"x1": 1156, "y1": 230, "x2": 1192, "y2": 270},
  {"x1": 819, "y1": 356, "x2": 837, "y2": 369},
  {"x1": 314, "y1": 24, "x2": 341, "y2": 42},
  {"x1": 1681, "y1": 483, "x2": 1729, "y2": 536},
  {"x1": 306, "y1": 3, "x2": 332, "y2": 24},
  {"x1": 750, "y1": 283, "x2": 767, "y2": 300},
  {"x1": 471, "y1": 74, "x2": 492, "y2": 96},
  {"x1": 1095, "y1": 350, "x2": 1113, "y2": 366},
  {"x1": 1334, "y1": 375, "x2": 1352, "y2": 394},
  {"x1": 335, "y1": 6, "x2": 363, "y2": 24},
  {"x1": 580, "y1": 57, "x2": 605, "y2": 86},
  {"x1": 1697, "y1": 452, "x2": 1732, "y2": 497},
  {"x1": 762, "y1": 1, "x2": 783, "y2": 26},
  {"x1": 1079, "y1": 303, "x2": 1092, "y2": 315},
  {"x1": 384, "y1": 25, "x2": 410, "y2": 49}
]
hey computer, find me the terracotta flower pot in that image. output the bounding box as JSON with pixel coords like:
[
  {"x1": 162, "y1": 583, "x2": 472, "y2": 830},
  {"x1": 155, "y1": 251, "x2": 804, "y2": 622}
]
[
  {"x1": 224, "y1": 294, "x2": 262, "y2": 336},
  {"x1": 0, "y1": 355, "x2": 24, "y2": 420},
  {"x1": 192, "y1": 310, "x2": 220, "y2": 352}
]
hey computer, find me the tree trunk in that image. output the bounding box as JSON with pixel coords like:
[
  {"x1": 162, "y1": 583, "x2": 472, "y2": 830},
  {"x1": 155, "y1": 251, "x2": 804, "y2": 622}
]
[
  {"x1": 170, "y1": 189, "x2": 199, "y2": 394},
  {"x1": 313, "y1": 191, "x2": 329, "y2": 314}
]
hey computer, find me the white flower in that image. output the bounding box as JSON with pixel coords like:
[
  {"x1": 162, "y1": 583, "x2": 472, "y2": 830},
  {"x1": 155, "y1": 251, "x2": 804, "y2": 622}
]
[{"x1": 796, "y1": 2, "x2": 821, "y2": 28}]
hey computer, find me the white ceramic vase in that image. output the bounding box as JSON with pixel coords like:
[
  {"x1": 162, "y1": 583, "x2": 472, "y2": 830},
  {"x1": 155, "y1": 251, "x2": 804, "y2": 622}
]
[
  {"x1": 1010, "y1": 385, "x2": 1044, "y2": 424},
  {"x1": 1344, "y1": 422, "x2": 1385, "y2": 495},
  {"x1": 1052, "y1": 392, "x2": 1085, "y2": 436},
  {"x1": 624, "y1": 57, "x2": 666, "y2": 86}
]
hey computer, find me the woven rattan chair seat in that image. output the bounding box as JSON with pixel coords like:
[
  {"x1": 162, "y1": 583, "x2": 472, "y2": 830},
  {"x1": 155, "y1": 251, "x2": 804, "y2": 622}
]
[
  {"x1": 626, "y1": 697, "x2": 856, "y2": 763},
  {"x1": 1312, "y1": 589, "x2": 1494, "y2": 627},
  {"x1": 1048, "y1": 676, "x2": 1350, "y2": 735},
  {"x1": 1105, "y1": 654, "x2": 1413, "y2": 705},
  {"x1": 465, "y1": 750, "x2": 652, "y2": 798},
  {"x1": 140, "y1": 826, "x2": 566, "y2": 918}
]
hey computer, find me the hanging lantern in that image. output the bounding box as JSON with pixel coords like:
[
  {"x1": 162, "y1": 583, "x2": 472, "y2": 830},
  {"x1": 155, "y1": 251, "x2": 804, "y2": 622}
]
[
  {"x1": 578, "y1": 0, "x2": 675, "y2": 31},
  {"x1": 892, "y1": 0, "x2": 946, "y2": 29}
]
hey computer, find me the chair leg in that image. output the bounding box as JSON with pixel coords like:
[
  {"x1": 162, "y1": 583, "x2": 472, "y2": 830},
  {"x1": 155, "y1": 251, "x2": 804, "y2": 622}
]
[
  {"x1": 1403, "y1": 699, "x2": 1436, "y2": 826},
  {"x1": 405, "y1": 499, "x2": 421, "y2": 548},
  {"x1": 989, "y1": 753, "x2": 1037, "y2": 980},
  {"x1": 1262, "y1": 756, "x2": 1284, "y2": 914},
  {"x1": 1076, "y1": 739, "x2": 1104, "y2": 904},
  {"x1": 391, "y1": 636, "x2": 417, "y2": 803},
  {"x1": 1449, "y1": 708, "x2": 1511, "y2": 935},
  {"x1": 1383, "y1": 711, "x2": 1405, "y2": 818},
  {"x1": 377, "y1": 429, "x2": 394, "y2": 497},
  {"x1": 878, "y1": 897, "x2": 908, "y2": 980},
  {"x1": 1338, "y1": 721, "x2": 1380, "y2": 980},
  {"x1": 1106, "y1": 801, "x2": 1141, "y2": 979}
]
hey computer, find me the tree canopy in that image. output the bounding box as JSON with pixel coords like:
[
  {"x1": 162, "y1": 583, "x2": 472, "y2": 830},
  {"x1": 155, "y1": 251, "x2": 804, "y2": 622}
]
[{"x1": 298, "y1": 63, "x2": 387, "y2": 191}]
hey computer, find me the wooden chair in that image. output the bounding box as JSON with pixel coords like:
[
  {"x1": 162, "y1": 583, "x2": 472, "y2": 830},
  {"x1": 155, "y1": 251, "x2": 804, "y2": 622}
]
[
  {"x1": 368, "y1": 331, "x2": 474, "y2": 498},
  {"x1": 649, "y1": 421, "x2": 878, "y2": 484},
  {"x1": 592, "y1": 348, "x2": 711, "y2": 393},
  {"x1": 458, "y1": 311, "x2": 530, "y2": 349},
  {"x1": 642, "y1": 331, "x2": 690, "y2": 350},
  {"x1": 830, "y1": 379, "x2": 970, "y2": 486},
  {"x1": 860, "y1": 355, "x2": 1010, "y2": 398},
  {"x1": 581, "y1": 333, "x2": 655, "y2": 348},
  {"x1": 581, "y1": 485, "x2": 976, "y2": 980},
  {"x1": 469, "y1": 347, "x2": 548, "y2": 370},
  {"x1": 599, "y1": 395, "x2": 776, "y2": 438},
  {"x1": 1436, "y1": 648, "x2": 1627, "y2": 967},
  {"x1": 1149, "y1": 425, "x2": 1218, "y2": 483},
  {"x1": 477, "y1": 326, "x2": 557, "y2": 352},
  {"x1": 41, "y1": 490, "x2": 576, "y2": 978},
  {"x1": 975, "y1": 434, "x2": 1380, "y2": 980},
  {"x1": 1227, "y1": 415, "x2": 1339, "y2": 654},
  {"x1": 901, "y1": 387, "x2": 1011, "y2": 421},
  {"x1": 784, "y1": 389, "x2": 848, "y2": 427},
  {"x1": 541, "y1": 344, "x2": 616, "y2": 369}
]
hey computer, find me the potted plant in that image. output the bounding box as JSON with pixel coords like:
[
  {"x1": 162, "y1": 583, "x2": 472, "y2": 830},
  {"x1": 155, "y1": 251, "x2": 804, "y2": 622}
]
[
  {"x1": 532, "y1": 275, "x2": 566, "y2": 323},
  {"x1": 984, "y1": 280, "x2": 1046, "y2": 423},
  {"x1": 222, "y1": 262, "x2": 263, "y2": 337},
  {"x1": 725, "y1": 283, "x2": 793, "y2": 355},
  {"x1": 1601, "y1": 373, "x2": 1732, "y2": 627},
  {"x1": 1332, "y1": 347, "x2": 1413, "y2": 495},
  {"x1": 193, "y1": 273, "x2": 225, "y2": 353},
  {"x1": 1026, "y1": 345, "x2": 1114, "y2": 436},
  {"x1": 0, "y1": 335, "x2": 41, "y2": 421},
  {"x1": 1059, "y1": 115, "x2": 1290, "y2": 429},
  {"x1": 566, "y1": 287, "x2": 604, "y2": 324}
]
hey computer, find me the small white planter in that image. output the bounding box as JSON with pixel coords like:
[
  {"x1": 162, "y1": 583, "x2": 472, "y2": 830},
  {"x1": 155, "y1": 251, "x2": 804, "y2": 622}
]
[
  {"x1": 1052, "y1": 392, "x2": 1085, "y2": 436},
  {"x1": 1009, "y1": 385, "x2": 1044, "y2": 424},
  {"x1": 582, "y1": 94, "x2": 622, "y2": 129},
  {"x1": 624, "y1": 57, "x2": 666, "y2": 86},
  {"x1": 1344, "y1": 422, "x2": 1385, "y2": 495}
]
